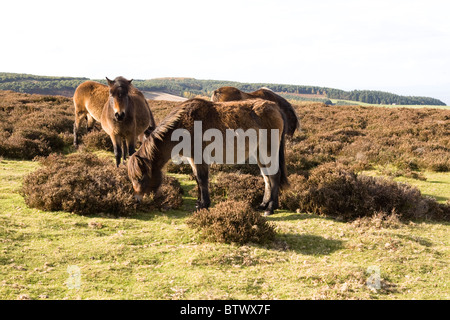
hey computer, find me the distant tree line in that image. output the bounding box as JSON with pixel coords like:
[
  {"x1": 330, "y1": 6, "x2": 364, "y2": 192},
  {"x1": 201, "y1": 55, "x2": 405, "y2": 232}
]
[
  {"x1": 0, "y1": 72, "x2": 445, "y2": 106},
  {"x1": 324, "y1": 88, "x2": 445, "y2": 106},
  {"x1": 0, "y1": 73, "x2": 87, "y2": 95},
  {"x1": 132, "y1": 79, "x2": 446, "y2": 106}
]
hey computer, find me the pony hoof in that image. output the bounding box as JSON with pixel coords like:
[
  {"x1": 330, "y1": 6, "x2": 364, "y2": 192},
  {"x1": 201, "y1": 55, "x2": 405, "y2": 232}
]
[
  {"x1": 258, "y1": 203, "x2": 267, "y2": 210},
  {"x1": 263, "y1": 210, "x2": 272, "y2": 217}
]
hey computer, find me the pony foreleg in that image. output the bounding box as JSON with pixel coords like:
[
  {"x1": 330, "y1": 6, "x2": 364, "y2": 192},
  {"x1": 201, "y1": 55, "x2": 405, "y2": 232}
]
[
  {"x1": 122, "y1": 138, "x2": 127, "y2": 163},
  {"x1": 111, "y1": 136, "x2": 122, "y2": 167}
]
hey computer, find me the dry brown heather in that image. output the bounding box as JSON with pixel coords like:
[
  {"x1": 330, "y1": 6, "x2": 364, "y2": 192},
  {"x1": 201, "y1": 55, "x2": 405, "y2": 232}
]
[
  {"x1": 21, "y1": 152, "x2": 183, "y2": 216},
  {"x1": 2, "y1": 90, "x2": 448, "y2": 173},
  {"x1": 187, "y1": 200, "x2": 276, "y2": 245},
  {"x1": 288, "y1": 102, "x2": 450, "y2": 173},
  {"x1": 0, "y1": 91, "x2": 74, "y2": 159}
]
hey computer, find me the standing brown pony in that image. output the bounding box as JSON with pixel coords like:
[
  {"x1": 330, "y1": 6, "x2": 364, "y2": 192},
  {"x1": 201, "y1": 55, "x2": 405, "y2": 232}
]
[
  {"x1": 101, "y1": 76, "x2": 156, "y2": 167},
  {"x1": 127, "y1": 98, "x2": 289, "y2": 216},
  {"x1": 73, "y1": 79, "x2": 156, "y2": 150},
  {"x1": 73, "y1": 80, "x2": 109, "y2": 147},
  {"x1": 211, "y1": 86, "x2": 299, "y2": 137}
]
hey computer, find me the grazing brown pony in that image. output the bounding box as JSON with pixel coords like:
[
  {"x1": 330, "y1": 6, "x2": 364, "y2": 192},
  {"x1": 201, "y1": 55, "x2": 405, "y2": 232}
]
[
  {"x1": 211, "y1": 86, "x2": 299, "y2": 136},
  {"x1": 127, "y1": 98, "x2": 289, "y2": 216},
  {"x1": 73, "y1": 80, "x2": 109, "y2": 147},
  {"x1": 101, "y1": 76, "x2": 156, "y2": 167}
]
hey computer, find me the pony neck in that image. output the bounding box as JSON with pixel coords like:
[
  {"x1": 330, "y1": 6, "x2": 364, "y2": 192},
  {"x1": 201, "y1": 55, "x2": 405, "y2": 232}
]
[{"x1": 146, "y1": 131, "x2": 179, "y2": 173}]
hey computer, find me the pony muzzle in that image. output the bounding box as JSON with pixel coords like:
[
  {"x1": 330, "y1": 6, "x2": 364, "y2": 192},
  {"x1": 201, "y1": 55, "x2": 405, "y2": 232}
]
[
  {"x1": 115, "y1": 111, "x2": 125, "y2": 121},
  {"x1": 134, "y1": 193, "x2": 143, "y2": 203}
]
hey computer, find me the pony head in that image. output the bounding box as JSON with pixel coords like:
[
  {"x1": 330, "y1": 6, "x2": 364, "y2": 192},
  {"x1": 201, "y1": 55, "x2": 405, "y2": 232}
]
[
  {"x1": 106, "y1": 76, "x2": 133, "y2": 122},
  {"x1": 127, "y1": 153, "x2": 162, "y2": 201},
  {"x1": 211, "y1": 86, "x2": 243, "y2": 102}
]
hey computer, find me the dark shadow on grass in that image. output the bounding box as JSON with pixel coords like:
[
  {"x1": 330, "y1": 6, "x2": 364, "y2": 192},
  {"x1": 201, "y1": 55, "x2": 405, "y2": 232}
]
[
  {"x1": 394, "y1": 234, "x2": 433, "y2": 247},
  {"x1": 422, "y1": 193, "x2": 448, "y2": 203},
  {"x1": 131, "y1": 206, "x2": 192, "y2": 221},
  {"x1": 267, "y1": 211, "x2": 335, "y2": 222},
  {"x1": 272, "y1": 233, "x2": 344, "y2": 256}
]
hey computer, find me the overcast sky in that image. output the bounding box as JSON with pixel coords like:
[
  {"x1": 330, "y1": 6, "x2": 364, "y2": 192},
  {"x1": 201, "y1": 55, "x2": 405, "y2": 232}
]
[{"x1": 2, "y1": 0, "x2": 449, "y2": 104}]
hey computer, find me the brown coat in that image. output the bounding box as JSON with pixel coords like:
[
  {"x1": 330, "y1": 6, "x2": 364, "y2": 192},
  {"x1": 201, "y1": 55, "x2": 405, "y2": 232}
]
[
  {"x1": 128, "y1": 98, "x2": 289, "y2": 215},
  {"x1": 211, "y1": 86, "x2": 299, "y2": 136}
]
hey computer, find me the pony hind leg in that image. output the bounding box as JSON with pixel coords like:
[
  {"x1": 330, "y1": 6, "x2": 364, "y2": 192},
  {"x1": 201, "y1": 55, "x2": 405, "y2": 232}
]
[
  {"x1": 196, "y1": 164, "x2": 211, "y2": 210},
  {"x1": 258, "y1": 174, "x2": 272, "y2": 211},
  {"x1": 86, "y1": 114, "x2": 96, "y2": 132},
  {"x1": 258, "y1": 166, "x2": 282, "y2": 216},
  {"x1": 265, "y1": 173, "x2": 281, "y2": 216},
  {"x1": 73, "y1": 110, "x2": 86, "y2": 148}
]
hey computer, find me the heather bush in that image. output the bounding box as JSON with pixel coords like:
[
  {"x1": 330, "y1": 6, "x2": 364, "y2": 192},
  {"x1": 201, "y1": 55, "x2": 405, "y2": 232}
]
[
  {"x1": 165, "y1": 161, "x2": 193, "y2": 174},
  {"x1": 187, "y1": 200, "x2": 276, "y2": 245},
  {"x1": 153, "y1": 174, "x2": 184, "y2": 210},
  {"x1": 278, "y1": 173, "x2": 308, "y2": 211},
  {"x1": 21, "y1": 153, "x2": 183, "y2": 216},
  {"x1": 0, "y1": 91, "x2": 74, "y2": 159},
  {"x1": 190, "y1": 172, "x2": 265, "y2": 207},
  {"x1": 80, "y1": 130, "x2": 113, "y2": 152},
  {"x1": 280, "y1": 163, "x2": 449, "y2": 221}
]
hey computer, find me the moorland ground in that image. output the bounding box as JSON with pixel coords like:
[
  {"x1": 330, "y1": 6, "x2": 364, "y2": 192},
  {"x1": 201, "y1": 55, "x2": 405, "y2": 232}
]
[{"x1": 0, "y1": 90, "x2": 448, "y2": 299}]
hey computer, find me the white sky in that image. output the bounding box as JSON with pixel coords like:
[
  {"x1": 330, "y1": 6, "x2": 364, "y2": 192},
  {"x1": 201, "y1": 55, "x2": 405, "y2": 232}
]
[{"x1": 1, "y1": 0, "x2": 449, "y2": 104}]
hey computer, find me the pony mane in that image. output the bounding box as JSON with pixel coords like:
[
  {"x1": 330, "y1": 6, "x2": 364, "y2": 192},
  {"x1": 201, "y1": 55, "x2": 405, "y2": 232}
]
[{"x1": 139, "y1": 98, "x2": 209, "y2": 163}]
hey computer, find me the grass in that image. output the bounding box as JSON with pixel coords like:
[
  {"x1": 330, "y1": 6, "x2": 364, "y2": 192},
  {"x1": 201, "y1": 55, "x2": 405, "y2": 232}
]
[{"x1": 0, "y1": 157, "x2": 449, "y2": 300}]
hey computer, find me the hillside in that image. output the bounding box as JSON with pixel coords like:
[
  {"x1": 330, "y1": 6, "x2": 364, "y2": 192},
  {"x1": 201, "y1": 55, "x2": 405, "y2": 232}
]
[
  {"x1": 142, "y1": 91, "x2": 187, "y2": 102},
  {"x1": 0, "y1": 72, "x2": 446, "y2": 106}
]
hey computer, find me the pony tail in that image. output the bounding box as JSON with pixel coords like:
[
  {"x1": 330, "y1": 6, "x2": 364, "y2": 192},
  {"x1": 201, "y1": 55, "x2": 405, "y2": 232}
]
[
  {"x1": 278, "y1": 133, "x2": 289, "y2": 190},
  {"x1": 277, "y1": 97, "x2": 299, "y2": 136}
]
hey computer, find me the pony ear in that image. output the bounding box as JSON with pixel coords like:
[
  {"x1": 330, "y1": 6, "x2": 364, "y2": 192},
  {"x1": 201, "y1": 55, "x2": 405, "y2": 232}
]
[
  {"x1": 128, "y1": 79, "x2": 133, "y2": 85},
  {"x1": 106, "y1": 77, "x2": 114, "y2": 87}
]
